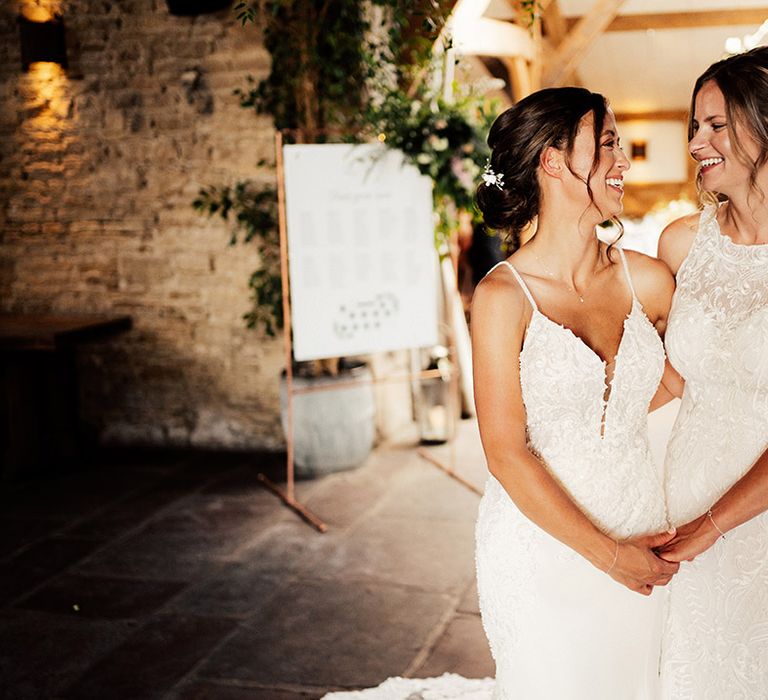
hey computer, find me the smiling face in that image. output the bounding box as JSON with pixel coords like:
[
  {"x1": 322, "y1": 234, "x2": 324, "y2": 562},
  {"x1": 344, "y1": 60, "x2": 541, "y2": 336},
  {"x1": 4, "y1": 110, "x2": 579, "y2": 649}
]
[
  {"x1": 566, "y1": 109, "x2": 630, "y2": 220},
  {"x1": 689, "y1": 80, "x2": 760, "y2": 197}
]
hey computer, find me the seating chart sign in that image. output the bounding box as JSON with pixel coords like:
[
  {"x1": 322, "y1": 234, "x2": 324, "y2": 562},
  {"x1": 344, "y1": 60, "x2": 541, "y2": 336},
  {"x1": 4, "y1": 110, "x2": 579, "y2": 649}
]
[{"x1": 283, "y1": 143, "x2": 439, "y2": 361}]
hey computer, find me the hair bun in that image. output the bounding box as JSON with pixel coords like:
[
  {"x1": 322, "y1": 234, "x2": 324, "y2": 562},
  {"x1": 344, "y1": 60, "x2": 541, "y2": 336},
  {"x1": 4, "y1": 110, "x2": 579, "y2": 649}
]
[{"x1": 475, "y1": 87, "x2": 608, "y2": 248}]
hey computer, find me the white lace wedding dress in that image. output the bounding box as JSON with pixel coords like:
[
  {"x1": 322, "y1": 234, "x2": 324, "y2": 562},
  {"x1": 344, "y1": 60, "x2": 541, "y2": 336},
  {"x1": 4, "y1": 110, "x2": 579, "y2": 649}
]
[
  {"x1": 324, "y1": 248, "x2": 670, "y2": 700},
  {"x1": 661, "y1": 204, "x2": 768, "y2": 699}
]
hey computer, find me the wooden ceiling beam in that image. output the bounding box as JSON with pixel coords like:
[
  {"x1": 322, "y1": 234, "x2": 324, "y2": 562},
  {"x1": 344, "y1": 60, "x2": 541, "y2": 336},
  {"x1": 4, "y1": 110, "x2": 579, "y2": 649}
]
[
  {"x1": 566, "y1": 8, "x2": 768, "y2": 32},
  {"x1": 542, "y1": 0, "x2": 627, "y2": 87},
  {"x1": 453, "y1": 16, "x2": 535, "y2": 59},
  {"x1": 503, "y1": 56, "x2": 534, "y2": 101},
  {"x1": 541, "y1": 0, "x2": 580, "y2": 85},
  {"x1": 614, "y1": 109, "x2": 688, "y2": 122},
  {"x1": 543, "y1": 0, "x2": 568, "y2": 44}
]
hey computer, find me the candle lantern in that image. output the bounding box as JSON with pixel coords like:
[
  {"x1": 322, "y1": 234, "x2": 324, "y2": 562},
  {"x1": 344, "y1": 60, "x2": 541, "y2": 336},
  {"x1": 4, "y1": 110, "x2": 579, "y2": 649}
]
[{"x1": 416, "y1": 346, "x2": 455, "y2": 444}]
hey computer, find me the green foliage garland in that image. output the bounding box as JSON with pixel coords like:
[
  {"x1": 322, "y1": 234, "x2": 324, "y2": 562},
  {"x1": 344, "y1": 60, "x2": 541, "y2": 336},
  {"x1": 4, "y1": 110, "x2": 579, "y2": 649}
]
[
  {"x1": 361, "y1": 74, "x2": 497, "y2": 249},
  {"x1": 196, "y1": 1, "x2": 499, "y2": 335}
]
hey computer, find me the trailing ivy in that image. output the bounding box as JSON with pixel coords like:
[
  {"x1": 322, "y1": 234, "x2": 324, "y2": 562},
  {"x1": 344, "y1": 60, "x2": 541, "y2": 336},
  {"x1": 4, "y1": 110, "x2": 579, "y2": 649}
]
[{"x1": 193, "y1": 182, "x2": 282, "y2": 335}]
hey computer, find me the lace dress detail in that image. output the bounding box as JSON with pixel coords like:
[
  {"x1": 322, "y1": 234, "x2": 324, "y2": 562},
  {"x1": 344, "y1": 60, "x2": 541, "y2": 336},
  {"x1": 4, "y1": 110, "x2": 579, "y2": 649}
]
[
  {"x1": 661, "y1": 204, "x2": 768, "y2": 699},
  {"x1": 476, "y1": 248, "x2": 668, "y2": 699},
  {"x1": 324, "y1": 248, "x2": 669, "y2": 700}
]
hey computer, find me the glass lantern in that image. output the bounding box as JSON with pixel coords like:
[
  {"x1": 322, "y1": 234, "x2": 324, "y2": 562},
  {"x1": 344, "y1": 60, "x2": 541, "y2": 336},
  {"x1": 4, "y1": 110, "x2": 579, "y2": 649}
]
[{"x1": 416, "y1": 346, "x2": 455, "y2": 444}]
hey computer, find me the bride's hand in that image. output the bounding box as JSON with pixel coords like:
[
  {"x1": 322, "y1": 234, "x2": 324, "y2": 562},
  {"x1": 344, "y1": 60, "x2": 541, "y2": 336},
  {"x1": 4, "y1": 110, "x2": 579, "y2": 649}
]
[
  {"x1": 607, "y1": 530, "x2": 680, "y2": 595},
  {"x1": 656, "y1": 515, "x2": 720, "y2": 562}
]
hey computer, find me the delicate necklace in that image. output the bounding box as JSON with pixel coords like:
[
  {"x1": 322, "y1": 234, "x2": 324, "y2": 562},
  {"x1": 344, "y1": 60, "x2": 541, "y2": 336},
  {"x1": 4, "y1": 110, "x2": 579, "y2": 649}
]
[{"x1": 533, "y1": 253, "x2": 602, "y2": 304}]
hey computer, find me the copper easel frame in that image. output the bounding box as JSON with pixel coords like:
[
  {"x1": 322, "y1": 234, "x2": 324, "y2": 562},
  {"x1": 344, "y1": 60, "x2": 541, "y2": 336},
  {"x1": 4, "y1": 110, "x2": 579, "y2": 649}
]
[{"x1": 259, "y1": 130, "x2": 478, "y2": 533}]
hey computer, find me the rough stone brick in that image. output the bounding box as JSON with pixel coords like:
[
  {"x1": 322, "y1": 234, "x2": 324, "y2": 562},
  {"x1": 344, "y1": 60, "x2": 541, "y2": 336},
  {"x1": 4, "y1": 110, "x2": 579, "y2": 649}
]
[{"x1": 1, "y1": 1, "x2": 284, "y2": 449}]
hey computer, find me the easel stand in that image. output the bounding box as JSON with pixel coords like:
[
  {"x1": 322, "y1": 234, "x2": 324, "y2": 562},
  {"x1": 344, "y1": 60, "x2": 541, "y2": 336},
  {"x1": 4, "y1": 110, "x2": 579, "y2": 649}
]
[{"x1": 258, "y1": 131, "x2": 480, "y2": 533}]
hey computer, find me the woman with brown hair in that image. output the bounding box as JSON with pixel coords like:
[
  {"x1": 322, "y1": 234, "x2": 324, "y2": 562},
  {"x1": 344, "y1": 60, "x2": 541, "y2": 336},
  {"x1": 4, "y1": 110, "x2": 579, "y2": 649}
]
[
  {"x1": 471, "y1": 86, "x2": 678, "y2": 698},
  {"x1": 657, "y1": 46, "x2": 768, "y2": 697}
]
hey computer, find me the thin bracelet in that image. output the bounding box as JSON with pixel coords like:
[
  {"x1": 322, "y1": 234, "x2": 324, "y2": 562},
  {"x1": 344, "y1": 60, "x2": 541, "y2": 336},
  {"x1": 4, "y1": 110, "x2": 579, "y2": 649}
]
[
  {"x1": 606, "y1": 538, "x2": 619, "y2": 574},
  {"x1": 707, "y1": 509, "x2": 726, "y2": 539}
]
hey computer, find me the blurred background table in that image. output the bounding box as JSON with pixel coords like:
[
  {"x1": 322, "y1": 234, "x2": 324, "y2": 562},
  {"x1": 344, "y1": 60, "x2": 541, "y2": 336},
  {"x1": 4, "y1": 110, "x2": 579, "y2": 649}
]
[{"x1": 0, "y1": 313, "x2": 132, "y2": 480}]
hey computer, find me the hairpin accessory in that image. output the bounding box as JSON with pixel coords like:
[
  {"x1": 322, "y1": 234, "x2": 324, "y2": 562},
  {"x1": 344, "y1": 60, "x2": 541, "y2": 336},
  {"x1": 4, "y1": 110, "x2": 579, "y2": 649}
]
[{"x1": 481, "y1": 161, "x2": 505, "y2": 190}]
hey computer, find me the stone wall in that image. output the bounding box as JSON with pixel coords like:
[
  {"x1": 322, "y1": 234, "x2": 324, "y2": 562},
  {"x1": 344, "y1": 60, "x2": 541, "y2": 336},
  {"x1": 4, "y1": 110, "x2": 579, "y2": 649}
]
[{"x1": 0, "y1": 1, "x2": 287, "y2": 449}]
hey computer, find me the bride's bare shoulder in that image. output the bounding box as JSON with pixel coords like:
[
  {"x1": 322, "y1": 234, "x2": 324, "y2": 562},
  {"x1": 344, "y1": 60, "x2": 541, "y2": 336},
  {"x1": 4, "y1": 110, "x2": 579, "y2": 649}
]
[
  {"x1": 471, "y1": 262, "x2": 529, "y2": 333},
  {"x1": 657, "y1": 212, "x2": 701, "y2": 275}
]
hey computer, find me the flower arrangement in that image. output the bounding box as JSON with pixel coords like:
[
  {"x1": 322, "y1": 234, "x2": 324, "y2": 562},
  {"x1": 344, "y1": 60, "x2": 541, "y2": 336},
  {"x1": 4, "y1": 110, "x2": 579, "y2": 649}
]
[{"x1": 361, "y1": 74, "x2": 498, "y2": 250}]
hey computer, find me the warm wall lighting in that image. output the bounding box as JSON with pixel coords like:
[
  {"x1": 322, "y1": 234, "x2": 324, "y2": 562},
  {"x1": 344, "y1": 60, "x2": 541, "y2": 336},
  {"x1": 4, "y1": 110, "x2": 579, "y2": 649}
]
[
  {"x1": 631, "y1": 140, "x2": 647, "y2": 161},
  {"x1": 18, "y1": 14, "x2": 68, "y2": 71}
]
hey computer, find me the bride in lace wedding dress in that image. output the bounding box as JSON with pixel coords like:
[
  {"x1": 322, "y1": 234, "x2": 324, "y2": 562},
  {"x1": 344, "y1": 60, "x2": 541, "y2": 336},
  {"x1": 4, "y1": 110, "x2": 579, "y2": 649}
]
[
  {"x1": 324, "y1": 87, "x2": 680, "y2": 700},
  {"x1": 656, "y1": 47, "x2": 768, "y2": 699}
]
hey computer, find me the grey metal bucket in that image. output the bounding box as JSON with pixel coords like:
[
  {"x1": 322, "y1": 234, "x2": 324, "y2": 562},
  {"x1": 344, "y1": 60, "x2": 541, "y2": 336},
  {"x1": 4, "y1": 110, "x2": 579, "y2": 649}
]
[{"x1": 279, "y1": 364, "x2": 376, "y2": 478}]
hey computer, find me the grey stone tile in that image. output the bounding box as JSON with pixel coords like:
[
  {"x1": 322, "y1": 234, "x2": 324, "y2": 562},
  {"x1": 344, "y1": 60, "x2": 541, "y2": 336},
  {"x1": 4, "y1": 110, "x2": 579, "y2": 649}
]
[
  {"x1": 0, "y1": 469, "x2": 148, "y2": 524},
  {"x1": 417, "y1": 426, "x2": 489, "y2": 482},
  {"x1": 9, "y1": 536, "x2": 102, "y2": 571},
  {"x1": 64, "y1": 484, "x2": 194, "y2": 540},
  {"x1": 2, "y1": 535, "x2": 105, "y2": 605},
  {"x1": 0, "y1": 561, "x2": 57, "y2": 608},
  {"x1": 318, "y1": 516, "x2": 476, "y2": 593},
  {"x1": 413, "y1": 613, "x2": 494, "y2": 680},
  {"x1": 0, "y1": 609, "x2": 136, "y2": 700},
  {"x1": 172, "y1": 681, "x2": 322, "y2": 700},
  {"x1": 73, "y1": 527, "x2": 230, "y2": 581},
  {"x1": 200, "y1": 579, "x2": 453, "y2": 688},
  {"x1": 140, "y1": 493, "x2": 281, "y2": 539},
  {"x1": 0, "y1": 517, "x2": 63, "y2": 559},
  {"x1": 457, "y1": 578, "x2": 480, "y2": 615},
  {"x1": 375, "y1": 467, "x2": 482, "y2": 523},
  {"x1": 15, "y1": 573, "x2": 186, "y2": 620},
  {"x1": 298, "y1": 460, "x2": 407, "y2": 529},
  {"x1": 62, "y1": 614, "x2": 236, "y2": 699},
  {"x1": 201, "y1": 454, "x2": 289, "y2": 496},
  {"x1": 234, "y1": 519, "x2": 344, "y2": 580},
  {"x1": 75, "y1": 494, "x2": 276, "y2": 580},
  {"x1": 165, "y1": 563, "x2": 283, "y2": 620}
]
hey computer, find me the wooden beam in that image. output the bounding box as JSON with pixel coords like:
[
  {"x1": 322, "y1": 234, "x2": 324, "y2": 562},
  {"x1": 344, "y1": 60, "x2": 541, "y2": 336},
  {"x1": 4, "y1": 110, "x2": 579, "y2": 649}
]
[
  {"x1": 542, "y1": 0, "x2": 627, "y2": 87},
  {"x1": 614, "y1": 109, "x2": 688, "y2": 122},
  {"x1": 503, "y1": 55, "x2": 534, "y2": 101},
  {"x1": 528, "y1": 5, "x2": 543, "y2": 92},
  {"x1": 452, "y1": 16, "x2": 535, "y2": 59},
  {"x1": 543, "y1": 0, "x2": 568, "y2": 45},
  {"x1": 542, "y1": 0, "x2": 580, "y2": 86},
  {"x1": 566, "y1": 8, "x2": 768, "y2": 32}
]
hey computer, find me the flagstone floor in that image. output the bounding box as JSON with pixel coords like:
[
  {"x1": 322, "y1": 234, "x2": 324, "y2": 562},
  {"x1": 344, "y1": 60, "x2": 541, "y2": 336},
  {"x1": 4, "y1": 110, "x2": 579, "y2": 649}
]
[{"x1": 0, "y1": 420, "x2": 493, "y2": 699}]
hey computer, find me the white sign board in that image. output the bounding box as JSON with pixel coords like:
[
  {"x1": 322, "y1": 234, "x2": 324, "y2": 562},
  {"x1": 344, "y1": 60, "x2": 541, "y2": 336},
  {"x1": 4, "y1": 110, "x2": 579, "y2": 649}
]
[{"x1": 283, "y1": 143, "x2": 439, "y2": 361}]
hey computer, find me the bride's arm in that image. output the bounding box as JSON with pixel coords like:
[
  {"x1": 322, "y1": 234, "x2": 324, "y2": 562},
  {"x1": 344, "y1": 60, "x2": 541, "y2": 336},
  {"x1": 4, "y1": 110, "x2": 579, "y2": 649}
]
[
  {"x1": 471, "y1": 270, "x2": 679, "y2": 595},
  {"x1": 650, "y1": 361, "x2": 684, "y2": 411},
  {"x1": 658, "y1": 446, "x2": 768, "y2": 562},
  {"x1": 622, "y1": 251, "x2": 682, "y2": 410}
]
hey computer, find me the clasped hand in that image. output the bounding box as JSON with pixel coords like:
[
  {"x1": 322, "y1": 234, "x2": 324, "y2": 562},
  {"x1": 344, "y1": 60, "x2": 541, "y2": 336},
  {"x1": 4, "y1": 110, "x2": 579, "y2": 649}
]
[
  {"x1": 655, "y1": 514, "x2": 720, "y2": 563},
  {"x1": 607, "y1": 529, "x2": 680, "y2": 595}
]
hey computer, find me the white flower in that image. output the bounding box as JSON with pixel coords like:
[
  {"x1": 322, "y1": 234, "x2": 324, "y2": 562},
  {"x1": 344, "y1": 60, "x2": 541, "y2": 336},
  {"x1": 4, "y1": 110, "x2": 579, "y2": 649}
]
[{"x1": 481, "y1": 161, "x2": 505, "y2": 190}]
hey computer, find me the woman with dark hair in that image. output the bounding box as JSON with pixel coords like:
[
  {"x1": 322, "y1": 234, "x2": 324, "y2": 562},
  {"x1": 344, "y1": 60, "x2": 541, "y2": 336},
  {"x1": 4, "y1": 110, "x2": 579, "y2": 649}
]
[
  {"x1": 656, "y1": 46, "x2": 768, "y2": 697},
  {"x1": 471, "y1": 86, "x2": 679, "y2": 698}
]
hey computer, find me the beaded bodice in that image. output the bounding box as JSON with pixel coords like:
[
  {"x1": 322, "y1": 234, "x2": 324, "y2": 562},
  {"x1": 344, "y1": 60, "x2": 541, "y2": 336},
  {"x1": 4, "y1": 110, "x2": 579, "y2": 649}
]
[{"x1": 500, "y1": 248, "x2": 667, "y2": 538}]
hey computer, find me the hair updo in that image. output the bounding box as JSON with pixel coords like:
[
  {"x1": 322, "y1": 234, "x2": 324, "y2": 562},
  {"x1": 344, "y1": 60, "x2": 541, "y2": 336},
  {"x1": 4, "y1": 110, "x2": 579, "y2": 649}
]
[
  {"x1": 475, "y1": 87, "x2": 609, "y2": 247},
  {"x1": 690, "y1": 45, "x2": 768, "y2": 199}
]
